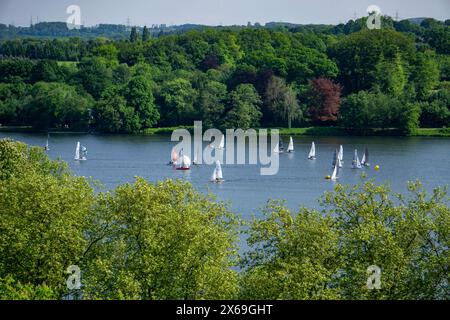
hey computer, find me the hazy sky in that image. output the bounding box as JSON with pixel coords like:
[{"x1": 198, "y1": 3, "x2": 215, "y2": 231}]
[{"x1": 0, "y1": 0, "x2": 449, "y2": 27}]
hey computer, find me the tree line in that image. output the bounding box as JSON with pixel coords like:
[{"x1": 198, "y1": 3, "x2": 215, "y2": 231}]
[
  {"x1": 0, "y1": 16, "x2": 449, "y2": 134},
  {"x1": 0, "y1": 139, "x2": 448, "y2": 299}
]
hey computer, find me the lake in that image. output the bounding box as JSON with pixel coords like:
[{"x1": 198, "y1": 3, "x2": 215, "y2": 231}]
[{"x1": 1, "y1": 132, "x2": 449, "y2": 220}]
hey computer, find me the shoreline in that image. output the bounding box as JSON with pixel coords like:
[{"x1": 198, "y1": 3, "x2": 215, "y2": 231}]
[{"x1": 0, "y1": 126, "x2": 449, "y2": 137}]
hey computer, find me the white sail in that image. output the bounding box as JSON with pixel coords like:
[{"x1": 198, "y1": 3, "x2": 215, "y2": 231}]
[
  {"x1": 352, "y1": 149, "x2": 362, "y2": 169},
  {"x1": 308, "y1": 142, "x2": 316, "y2": 159},
  {"x1": 287, "y1": 136, "x2": 294, "y2": 152},
  {"x1": 211, "y1": 161, "x2": 223, "y2": 181},
  {"x1": 45, "y1": 134, "x2": 50, "y2": 151},
  {"x1": 338, "y1": 145, "x2": 343, "y2": 162},
  {"x1": 74, "y1": 142, "x2": 80, "y2": 160},
  {"x1": 274, "y1": 142, "x2": 280, "y2": 153},
  {"x1": 362, "y1": 147, "x2": 369, "y2": 166},
  {"x1": 216, "y1": 160, "x2": 223, "y2": 179},
  {"x1": 180, "y1": 155, "x2": 191, "y2": 168},
  {"x1": 331, "y1": 163, "x2": 338, "y2": 181},
  {"x1": 218, "y1": 135, "x2": 225, "y2": 149}
]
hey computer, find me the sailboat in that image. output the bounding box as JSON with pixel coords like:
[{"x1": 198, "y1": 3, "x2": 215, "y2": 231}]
[
  {"x1": 74, "y1": 142, "x2": 87, "y2": 161},
  {"x1": 176, "y1": 149, "x2": 191, "y2": 170},
  {"x1": 169, "y1": 148, "x2": 179, "y2": 165},
  {"x1": 287, "y1": 136, "x2": 294, "y2": 153},
  {"x1": 211, "y1": 134, "x2": 225, "y2": 150},
  {"x1": 211, "y1": 160, "x2": 224, "y2": 183},
  {"x1": 327, "y1": 152, "x2": 339, "y2": 180},
  {"x1": 308, "y1": 142, "x2": 316, "y2": 160},
  {"x1": 352, "y1": 149, "x2": 362, "y2": 169},
  {"x1": 44, "y1": 133, "x2": 50, "y2": 151},
  {"x1": 337, "y1": 145, "x2": 344, "y2": 167},
  {"x1": 273, "y1": 142, "x2": 283, "y2": 153},
  {"x1": 361, "y1": 147, "x2": 370, "y2": 167}
]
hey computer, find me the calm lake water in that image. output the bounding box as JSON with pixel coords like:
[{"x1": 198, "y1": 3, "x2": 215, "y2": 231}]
[{"x1": 1, "y1": 132, "x2": 449, "y2": 220}]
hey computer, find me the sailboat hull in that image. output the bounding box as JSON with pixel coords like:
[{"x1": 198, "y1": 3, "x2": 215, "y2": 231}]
[{"x1": 176, "y1": 167, "x2": 190, "y2": 170}]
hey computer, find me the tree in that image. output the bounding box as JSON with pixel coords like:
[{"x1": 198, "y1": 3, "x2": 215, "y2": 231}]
[
  {"x1": 240, "y1": 179, "x2": 449, "y2": 300},
  {"x1": 125, "y1": 76, "x2": 160, "y2": 128},
  {"x1": 142, "y1": 26, "x2": 150, "y2": 42},
  {"x1": 197, "y1": 80, "x2": 227, "y2": 128},
  {"x1": 76, "y1": 57, "x2": 113, "y2": 99},
  {"x1": 307, "y1": 77, "x2": 342, "y2": 123},
  {"x1": 329, "y1": 29, "x2": 415, "y2": 94},
  {"x1": 223, "y1": 84, "x2": 262, "y2": 129},
  {"x1": 93, "y1": 86, "x2": 140, "y2": 133},
  {"x1": 339, "y1": 91, "x2": 419, "y2": 135},
  {"x1": 81, "y1": 178, "x2": 239, "y2": 299},
  {"x1": 26, "y1": 82, "x2": 92, "y2": 130},
  {"x1": 129, "y1": 27, "x2": 139, "y2": 43},
  {"x1": 159, "y1": 78, "x2": 197, "y2": 125},
  {"x1": 375, "y1": 52, "x2": 407, "y2": 97},
  {"x1": 265, "y1": 76, "x2": 301, "y2": 128},
  {"x1": 0, "y1": 139, "x2": 95, "y2": 298},
  {"x1": 412, "y1": 51, "x2": 440, "y2": 100}
]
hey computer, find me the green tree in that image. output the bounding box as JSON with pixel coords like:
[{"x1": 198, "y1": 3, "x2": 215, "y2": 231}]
[
  {"x1": 160, "y1": 78, "x2": 197, "y2": 125},
  {"x1": 125, "y1": 76, "x2": 160, "y2": 128},
  {"x1": 142, "y1": 26, "x2": 150, "y2": 42},
  {"x1": 197, "y1": 80, "x2": 227, "y2": 128},
  {"x1": 265, "y1": 76, "x2": 301, "y2": 128},
  {"x1": 375, "y1": 52, "x2": 407, "y2": 97},
  {"x1": 129, "y1": 27, "x2": 139, "y2": 43},
  {"x1": 412, "y1": 51, "x2": 440, "y2": 100},
  {"x1": 93, "y1": 86, "x2": 140, "y2": 133},
  {"x1": 223, "y1": 84, "x2": 262, "y2": 129},
  {"x1": 81, "y1": 178, "x2": 239, "y2": 299},
  {"x1": 0, "y1": 139, "x2": 95, "y2": 298},
  {"x1": 26, "y1": 82, "x2": 91, "y2": 130},
  {"x1": 241, "y1": 179, "x2": 449, "y2": 300}
]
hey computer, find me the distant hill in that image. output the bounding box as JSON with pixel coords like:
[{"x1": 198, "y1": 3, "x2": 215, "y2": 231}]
[{"x1": 0, "y1": 17, "x2": 447, "y2": 40}]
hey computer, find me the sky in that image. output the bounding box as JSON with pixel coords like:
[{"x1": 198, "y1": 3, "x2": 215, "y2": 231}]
[{"x1": 0, "y1": 0, "x2": 449, "y2": 27}]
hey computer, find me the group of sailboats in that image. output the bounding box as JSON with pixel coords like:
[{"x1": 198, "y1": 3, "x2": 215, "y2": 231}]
[
  {"x1": 327, "y1": 145, "x2": 370, "y2": 180},
  {"x1": 169, "y1": 148, "x2": 192, "y2": 170},
  {"x1": 274, "y1": 136, "x2": 295, "y2": 153},
  {"x1": 44, "y1": 134, "x2": 88, "y2": 161}
]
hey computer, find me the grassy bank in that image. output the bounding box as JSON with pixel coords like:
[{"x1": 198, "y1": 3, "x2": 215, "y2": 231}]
[{"x1": 1, "y1": 126, "x2": 449, "y2": 137}]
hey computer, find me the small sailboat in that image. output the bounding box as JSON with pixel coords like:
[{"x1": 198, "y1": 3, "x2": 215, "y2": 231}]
[
  {"x1": 273, "y1": 142, "x2": 283, "y2": 153},
  {"x1": 169, "y1": 148, "x2": 179, "y2": 165},
  {"x1": 308, "y1": 142, "x2": 316, "y2": 160},
  {"x1": 74, "y1": 142, "x2": 87, "y2": 161},
  {"x1": 209, "y1": 135, "x2": 225, "y2": 150},
  {"x1": 44, "y1": 133, "x2": 50, "y2": 151},
  {"x1": 287, "y1": 136, "x2": 294, "y2": 153},
  {"x1": 211, "y1": 160, "x2": 224, "y2": 183},
  {"x1": 361, "y1": 147, "x2": 370, "y2": 167},
  {"x1": 337, "y1": 145, "x2": 343, "y2": 167},
  {"x1": 327, "y1": 153, "x2": 339, "y2": 180},
  {"x1": 352, "y1": 149, "x2": 362, "y2": 169},
  {"x1": 176, "y1": 149, "x2": 191, "y2": 170}
]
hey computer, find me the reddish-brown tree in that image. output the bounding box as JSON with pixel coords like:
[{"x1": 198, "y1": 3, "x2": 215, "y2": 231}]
[{"x1": 308, "y1": 77, "x2": 342, "y2": 123}]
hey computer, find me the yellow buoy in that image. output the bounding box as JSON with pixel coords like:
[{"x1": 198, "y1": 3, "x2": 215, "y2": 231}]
[
  {"x1": 374, "y1": 165, "x2": 380, "y2": 171},
  {"x1": 325, "y1": 175, "x2": 331, "y2": 180}
]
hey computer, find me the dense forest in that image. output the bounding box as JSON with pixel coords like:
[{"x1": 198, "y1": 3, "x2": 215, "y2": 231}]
[{"x1": 0, "y1": 16, "x2": 449, "y2": 134}]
